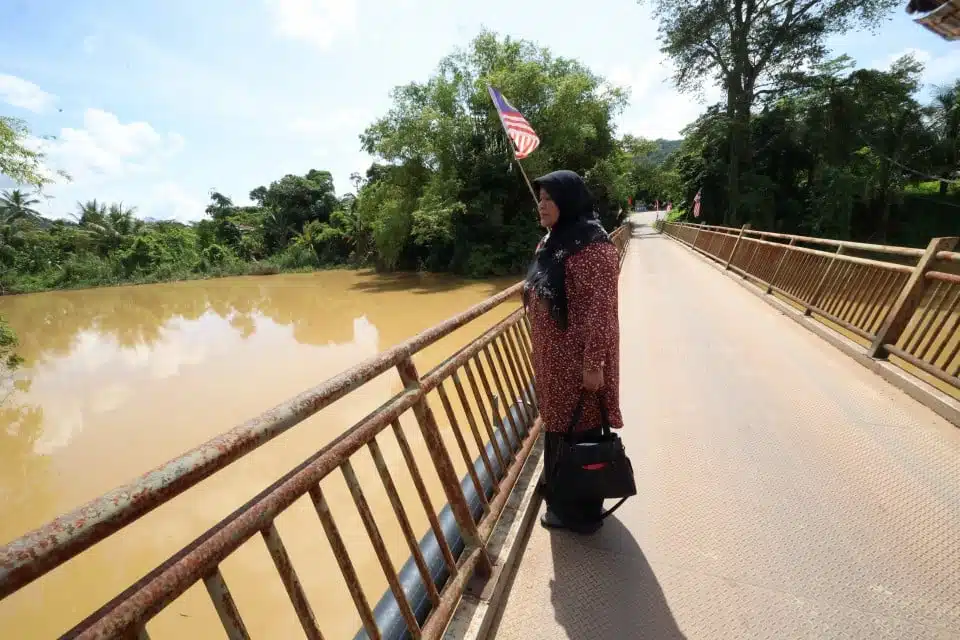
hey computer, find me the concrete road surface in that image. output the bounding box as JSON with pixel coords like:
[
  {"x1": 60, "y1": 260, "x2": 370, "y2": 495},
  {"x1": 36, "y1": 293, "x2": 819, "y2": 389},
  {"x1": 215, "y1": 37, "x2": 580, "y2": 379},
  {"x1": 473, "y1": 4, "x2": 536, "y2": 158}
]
[{"x1": 489, "y1": 214, "x2": 960, "y2": 639}]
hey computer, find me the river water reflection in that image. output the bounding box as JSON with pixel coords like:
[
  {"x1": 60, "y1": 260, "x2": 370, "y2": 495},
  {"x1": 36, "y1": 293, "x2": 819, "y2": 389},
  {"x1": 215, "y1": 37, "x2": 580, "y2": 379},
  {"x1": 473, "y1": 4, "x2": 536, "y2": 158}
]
[{"x1": 0, "y1": 269, "x2": 519, "y2": 639}]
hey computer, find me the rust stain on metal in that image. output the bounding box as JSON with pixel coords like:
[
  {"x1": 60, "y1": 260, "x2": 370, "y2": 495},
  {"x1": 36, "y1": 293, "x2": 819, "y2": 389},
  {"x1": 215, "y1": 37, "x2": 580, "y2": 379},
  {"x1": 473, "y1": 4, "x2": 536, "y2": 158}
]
[
  {"x1": 418, "y1": 309, "x2": 525, "y2": 393},
  {"x1": 482, "y1": 346, "x2": 523, "y2": 448},
  {"x1": 435, "y1": 381, "x2": 490, "y2": 514},
  {"x1": 936, "y1": 250, "x2": 960, "y2": 264},
  {"x1": 396, "y1": 357, "x2": 493, "y2": 577},
  {"x1": 341, "y1": 460, "x2": 421, "y2": 638},
  {"x1": 390, "y1": 418, "x2": 458, "y2": 576},
  {"x1": 367, "y1": 438, "x2": 442, "y2": 608},
  {"x1": 203, "y1": 568, "x2": 251, "y2": 640},
  {"x1": 261, "y1": 522, "x2": 325, "y2": 640},
  {"x1": 450, "y1": 371, "x2": 498, "y2": 486},
  {"x1": 462, "y1": 361, "x2": 508, "y2": 471},
  {"x1": 309, "y1": 484, "x2": 380, "y2": 640}
]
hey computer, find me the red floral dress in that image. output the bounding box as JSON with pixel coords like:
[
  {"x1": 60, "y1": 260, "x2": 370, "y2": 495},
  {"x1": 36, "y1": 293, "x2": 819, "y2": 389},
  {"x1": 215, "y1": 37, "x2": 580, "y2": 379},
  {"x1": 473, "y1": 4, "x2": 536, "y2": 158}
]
[{"x1": 526, "y1": 241, "x2": 623, "y2": 433}]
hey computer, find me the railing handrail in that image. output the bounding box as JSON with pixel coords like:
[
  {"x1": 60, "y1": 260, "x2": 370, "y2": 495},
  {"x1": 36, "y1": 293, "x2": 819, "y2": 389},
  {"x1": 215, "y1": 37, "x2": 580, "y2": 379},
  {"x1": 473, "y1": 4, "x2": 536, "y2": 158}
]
[
  {"x1": 0, "y1": 223, "x2": 631, "y2": 640},
  {"x1": 668, "y1": 221, "x2": 926, "y2": 258},
  {"x1": 660, "y1": 220, "x2": 959, "y2": 398},
  {"x1": 937, "y1": 250, "x2": 960, "y2": 263},
  {"x1": 733, "y1": 232, "x2": 914, "y2": 273}
]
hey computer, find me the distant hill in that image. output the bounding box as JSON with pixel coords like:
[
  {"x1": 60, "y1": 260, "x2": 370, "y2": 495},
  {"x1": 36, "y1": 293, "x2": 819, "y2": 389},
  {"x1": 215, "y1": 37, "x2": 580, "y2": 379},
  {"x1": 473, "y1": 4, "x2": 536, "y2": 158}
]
[{"x1": 648, "y1": 139, "x2": 682, "y2": 165}]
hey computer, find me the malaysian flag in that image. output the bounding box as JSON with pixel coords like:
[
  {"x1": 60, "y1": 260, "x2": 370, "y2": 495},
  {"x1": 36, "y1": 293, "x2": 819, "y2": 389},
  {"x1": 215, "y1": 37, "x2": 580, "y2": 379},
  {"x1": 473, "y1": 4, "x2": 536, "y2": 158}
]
[
  {"x1": 487, "y1": 86, "x2": 540, "y2": 159},
  {"x1": 692, "y1": 189, "x2": 702, "y2": 218}
]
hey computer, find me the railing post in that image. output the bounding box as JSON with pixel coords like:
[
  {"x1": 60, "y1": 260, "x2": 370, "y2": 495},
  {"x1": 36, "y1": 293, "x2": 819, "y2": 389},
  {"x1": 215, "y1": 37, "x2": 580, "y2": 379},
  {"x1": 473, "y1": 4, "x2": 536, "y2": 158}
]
[
  {"x1": 804, "y1": 245, "x2": 844, "y2": 316},
  {"x1": 868, "y1": 236, "x2": 959, "y2": 358},
  {"x1": 692, "y1": 222, "x2": 705, "y2": 249},
  {"x1": 396, "y1": 356, "x2": 494, "y2": 576},
  {"x1": 766, "y1": 237, "x2": 797, "y2": 294},
  {"x1": 725, "y1": 224, "x2": 751, "y2": 270}
]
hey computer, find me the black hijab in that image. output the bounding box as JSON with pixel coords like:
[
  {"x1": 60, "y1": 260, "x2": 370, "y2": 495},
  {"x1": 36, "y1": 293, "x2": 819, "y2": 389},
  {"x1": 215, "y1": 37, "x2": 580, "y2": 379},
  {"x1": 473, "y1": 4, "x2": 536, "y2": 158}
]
[{"x1": 523, "y1": 170, "x2": 612, "y2": 330}]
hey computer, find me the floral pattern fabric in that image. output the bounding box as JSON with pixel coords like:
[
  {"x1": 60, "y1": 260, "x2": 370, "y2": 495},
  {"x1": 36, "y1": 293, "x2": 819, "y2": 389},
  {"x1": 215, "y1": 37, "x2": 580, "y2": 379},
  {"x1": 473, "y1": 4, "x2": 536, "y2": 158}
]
[{"x1": 526, "y1": 241, "x2": 623, "y2": 433}]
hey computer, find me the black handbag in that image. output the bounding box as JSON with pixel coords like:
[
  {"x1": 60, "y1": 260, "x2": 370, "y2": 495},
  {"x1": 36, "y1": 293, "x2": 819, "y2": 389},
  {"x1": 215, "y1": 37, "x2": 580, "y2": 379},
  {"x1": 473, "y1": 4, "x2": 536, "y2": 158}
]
[{"x1": 547, "y1": 393, "x2": 637, "y2": 521}]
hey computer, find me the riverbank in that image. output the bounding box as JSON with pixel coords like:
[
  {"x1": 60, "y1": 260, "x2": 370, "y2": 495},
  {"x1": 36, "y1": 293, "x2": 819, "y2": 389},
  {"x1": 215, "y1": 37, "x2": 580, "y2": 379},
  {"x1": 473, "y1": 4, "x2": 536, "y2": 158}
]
[
  {"x1": 1, "y1": 258, "x2": 336, "y2": 296},
  {"x1": 1, "y1": 258, "x2": 522, "y2": 297}
]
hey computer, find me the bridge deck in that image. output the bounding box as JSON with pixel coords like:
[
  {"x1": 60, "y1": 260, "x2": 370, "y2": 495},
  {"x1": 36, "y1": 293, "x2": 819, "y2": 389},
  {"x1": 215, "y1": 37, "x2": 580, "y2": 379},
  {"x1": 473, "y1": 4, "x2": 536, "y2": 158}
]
[{"x1": 487, "y1": 215, "x2": 960, "y2": 639}]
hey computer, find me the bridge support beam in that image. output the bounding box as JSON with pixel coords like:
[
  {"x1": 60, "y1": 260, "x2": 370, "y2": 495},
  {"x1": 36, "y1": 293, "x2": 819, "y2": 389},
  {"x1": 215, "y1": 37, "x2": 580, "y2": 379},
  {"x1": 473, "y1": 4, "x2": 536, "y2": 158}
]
[{"x1": 868, "y1": 236, "x2": 959, "y2": 358}]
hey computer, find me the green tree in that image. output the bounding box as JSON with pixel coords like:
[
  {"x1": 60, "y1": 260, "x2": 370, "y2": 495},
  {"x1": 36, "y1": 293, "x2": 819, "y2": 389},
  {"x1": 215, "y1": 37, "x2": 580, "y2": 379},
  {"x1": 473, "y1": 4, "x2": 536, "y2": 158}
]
[
  {"x1": 0, "y1": 190, "x2": 42, "y2": 224},
  {"x1": 927, "y1": 80, "x2": 960, "y2": 195},
  {"x1": 646, "y1": 0, "x2": 899, "y2": 224},
  {"x1": 1, "y1": 117, "x2": 48, "y2": 189},
  {"x1": 359, "y1": 29, "x2": 630, "y2": 275},
  {"x1": 75, "y1": 200, "x2": 144, "y2": 255},
  {"x1": 668, "y1": 53, "x2": 956, "y2": 244}
]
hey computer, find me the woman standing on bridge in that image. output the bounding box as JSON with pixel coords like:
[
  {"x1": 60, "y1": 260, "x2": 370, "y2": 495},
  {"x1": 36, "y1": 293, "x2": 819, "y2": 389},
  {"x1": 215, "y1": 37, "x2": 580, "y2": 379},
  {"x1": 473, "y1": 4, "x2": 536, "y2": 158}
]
[{"x1": 524, "y1": 169, "x2": 623, "y2": 535}]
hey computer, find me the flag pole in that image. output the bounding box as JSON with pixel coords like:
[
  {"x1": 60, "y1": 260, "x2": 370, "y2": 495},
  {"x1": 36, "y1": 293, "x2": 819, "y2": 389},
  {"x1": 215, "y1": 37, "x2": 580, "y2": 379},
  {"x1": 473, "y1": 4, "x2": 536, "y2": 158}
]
[
  {"x1": 514, "y1": 153, "x2": 539, "y2": 205},
  {"x1": 487, "y1": 84, "x2": 540, "y2": 208}
]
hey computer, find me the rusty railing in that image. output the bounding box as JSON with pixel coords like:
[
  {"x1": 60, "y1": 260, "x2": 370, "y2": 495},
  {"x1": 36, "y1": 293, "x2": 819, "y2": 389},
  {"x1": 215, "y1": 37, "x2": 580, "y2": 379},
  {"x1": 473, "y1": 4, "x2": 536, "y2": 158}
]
[
  {"x1": 661, "y1": 222, "x2": 959, "y2": 395},
  {"x1": 0, "y1": 224, "x2": 631, "y2": 639}
]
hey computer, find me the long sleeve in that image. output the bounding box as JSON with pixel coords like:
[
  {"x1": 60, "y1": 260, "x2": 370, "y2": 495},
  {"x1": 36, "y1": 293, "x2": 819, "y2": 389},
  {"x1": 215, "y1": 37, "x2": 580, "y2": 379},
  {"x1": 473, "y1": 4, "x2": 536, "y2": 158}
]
[
  {"x1": 567, "y1": 243, "x2": 620, "y2": 373},
  {"x1": 529, "y1": 239, "x2": 623, "y2": 433}
]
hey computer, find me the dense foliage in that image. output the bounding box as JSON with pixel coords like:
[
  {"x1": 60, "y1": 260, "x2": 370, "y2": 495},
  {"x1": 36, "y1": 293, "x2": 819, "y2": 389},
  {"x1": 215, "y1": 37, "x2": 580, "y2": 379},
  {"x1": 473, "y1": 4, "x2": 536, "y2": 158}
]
[
  {"x1": 643, "y1": 0, "x2": 958, "y2": 245},
  {"x1": 0, "y1": 32, "x2": 645, "y2": 297},
  {"x1": 650, "y1": 56, "x2": 960, "y2": 246}
]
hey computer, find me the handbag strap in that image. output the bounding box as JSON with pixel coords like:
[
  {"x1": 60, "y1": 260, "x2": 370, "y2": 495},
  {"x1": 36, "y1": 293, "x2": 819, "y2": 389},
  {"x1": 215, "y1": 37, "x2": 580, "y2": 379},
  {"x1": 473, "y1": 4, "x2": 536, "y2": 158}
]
[
  {"x1": 596, "y1": 497, "x2": 628, "y2": 522},
  {"x1": 565, "y1": 391, "x2": 612, "y2": 438}
]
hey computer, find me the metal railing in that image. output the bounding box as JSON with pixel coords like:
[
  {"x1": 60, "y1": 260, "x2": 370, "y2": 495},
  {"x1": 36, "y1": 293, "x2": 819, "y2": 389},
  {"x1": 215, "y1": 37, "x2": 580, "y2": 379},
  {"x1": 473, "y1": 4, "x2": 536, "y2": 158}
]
[
  {"x1": 661, "y1": 222, "x2": 960, "y2": 395},
  {"x1": 0, "y1": 224, "x2": 631, "y2": 639}
]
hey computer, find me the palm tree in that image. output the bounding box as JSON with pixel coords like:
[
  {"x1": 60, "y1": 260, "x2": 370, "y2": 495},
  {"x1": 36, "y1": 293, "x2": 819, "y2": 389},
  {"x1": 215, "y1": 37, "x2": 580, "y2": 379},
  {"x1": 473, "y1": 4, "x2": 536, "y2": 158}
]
[
  {"x1": 74, "y1": 200, "x2": 143, "y2": 254},
  {"x1": 74, "y1": 199, "x2": 106, "y2": 225},
  {"x1": 262, "y1": 206, "x2": 296, "y2": 251},
  {"x1": 0, "y1": 190, "x2": 42, "y2": 225}
]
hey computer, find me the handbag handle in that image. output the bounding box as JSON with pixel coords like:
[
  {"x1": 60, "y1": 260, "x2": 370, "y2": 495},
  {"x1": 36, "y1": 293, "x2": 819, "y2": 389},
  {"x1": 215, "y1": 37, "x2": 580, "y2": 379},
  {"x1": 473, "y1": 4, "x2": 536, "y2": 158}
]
[{"x1": 565, "y1": 391, "x2": 611, "y2": 438}]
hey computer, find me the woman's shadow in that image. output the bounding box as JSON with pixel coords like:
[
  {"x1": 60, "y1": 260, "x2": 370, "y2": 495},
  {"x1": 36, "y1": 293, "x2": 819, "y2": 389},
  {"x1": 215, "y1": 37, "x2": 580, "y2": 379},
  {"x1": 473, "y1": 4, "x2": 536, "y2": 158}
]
[{"x1": 548, "y1": 516, "x2": 686, "y2": 639}]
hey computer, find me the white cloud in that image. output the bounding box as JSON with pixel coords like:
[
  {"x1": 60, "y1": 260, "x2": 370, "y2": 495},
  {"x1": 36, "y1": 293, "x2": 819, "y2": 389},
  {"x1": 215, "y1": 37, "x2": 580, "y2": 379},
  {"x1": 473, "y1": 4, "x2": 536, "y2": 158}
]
[
  {"x1": 266, "y1": 0, "x2": 358, "y2": 49},
  {"x1": 289, "y1": 109, "x2": 370, "y2": 136},
  {"x1": 610, "y1": 54, "x2": 723, "y2": 140},
  {"x1": 38, "y1": 108, "x2": 184, "y2": 184},
  {"x1": 21, "y1": 109, "x2": 195, "y2": 222},
  {"x1": 0, "y1": 74, "x2": 57, "y2": 113},
  {"x1": 145, "y1": 182, "x2": 207, "y2": 222},
  {"x1": 871, "y1": 47, "x2": 960, "y2": 90}
]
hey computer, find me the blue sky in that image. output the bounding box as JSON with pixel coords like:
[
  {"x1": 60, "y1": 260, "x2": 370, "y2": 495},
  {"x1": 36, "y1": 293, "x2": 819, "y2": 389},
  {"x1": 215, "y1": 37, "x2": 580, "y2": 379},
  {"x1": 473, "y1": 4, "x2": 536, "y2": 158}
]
[{"x1": 1, "y1": 0, "x2": 957, "y2": 221}]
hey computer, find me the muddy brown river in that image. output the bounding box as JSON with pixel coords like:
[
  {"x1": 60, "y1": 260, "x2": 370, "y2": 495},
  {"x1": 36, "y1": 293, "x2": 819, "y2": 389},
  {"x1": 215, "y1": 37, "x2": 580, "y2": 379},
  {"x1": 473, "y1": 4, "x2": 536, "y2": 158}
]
[{"x1": 0, "y1": 269, "x2": 520, "y2": 639}]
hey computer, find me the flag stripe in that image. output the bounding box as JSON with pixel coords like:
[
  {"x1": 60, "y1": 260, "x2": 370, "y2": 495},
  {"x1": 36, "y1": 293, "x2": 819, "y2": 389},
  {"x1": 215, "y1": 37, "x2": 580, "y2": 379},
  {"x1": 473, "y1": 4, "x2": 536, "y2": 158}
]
[{"x1": 488, "y1": 85, "x2": 540, "y2": 160}]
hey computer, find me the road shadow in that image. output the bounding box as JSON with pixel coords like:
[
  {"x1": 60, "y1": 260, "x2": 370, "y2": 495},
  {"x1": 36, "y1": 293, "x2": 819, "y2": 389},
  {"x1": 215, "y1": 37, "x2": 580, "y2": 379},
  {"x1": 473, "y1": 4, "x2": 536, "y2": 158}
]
[{"x1": 548, "y1": 517, "x2": 686, "y2": 639}]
